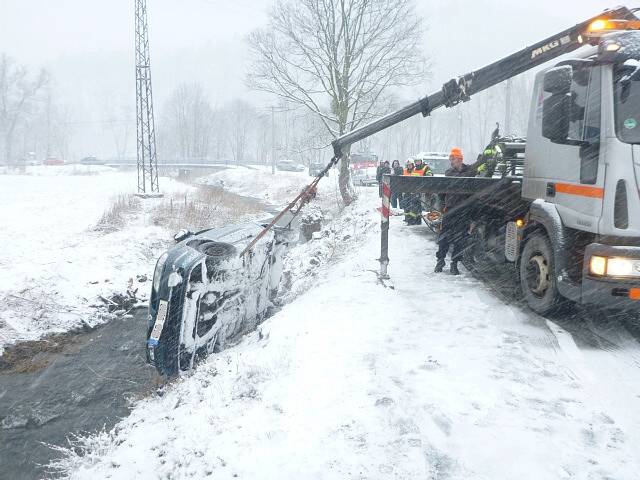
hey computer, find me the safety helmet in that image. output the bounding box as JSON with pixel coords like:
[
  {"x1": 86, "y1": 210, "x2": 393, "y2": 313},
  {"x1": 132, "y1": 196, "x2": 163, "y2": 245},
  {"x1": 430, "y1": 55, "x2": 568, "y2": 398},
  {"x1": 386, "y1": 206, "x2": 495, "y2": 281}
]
[{"x1": 450, "y1": 147, "x2": 463, "y2": 159}]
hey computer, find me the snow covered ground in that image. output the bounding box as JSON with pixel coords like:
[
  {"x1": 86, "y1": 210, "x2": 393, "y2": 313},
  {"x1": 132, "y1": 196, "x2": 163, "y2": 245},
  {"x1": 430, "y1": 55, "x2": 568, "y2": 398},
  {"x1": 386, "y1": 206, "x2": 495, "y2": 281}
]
[
  {"x1": 55, "y1": 191, "x2": 640, "y2": 480},
  {"x1": 0, "y1": 166, "x2": 187, "y2": 353},
  {"x1": 199, "y1": 164, "x2": 342, "y2": 208}
]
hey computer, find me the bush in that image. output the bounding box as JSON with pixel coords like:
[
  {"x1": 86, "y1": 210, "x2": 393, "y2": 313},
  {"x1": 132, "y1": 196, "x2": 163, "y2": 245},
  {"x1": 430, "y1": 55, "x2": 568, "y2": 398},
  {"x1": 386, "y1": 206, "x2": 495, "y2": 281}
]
[
  {"x1": 150, "y1": 186, "x2": 262, "y2": 233},
  {"x1": 95, "y1": 195, "x2": 141, "y2": 232}
]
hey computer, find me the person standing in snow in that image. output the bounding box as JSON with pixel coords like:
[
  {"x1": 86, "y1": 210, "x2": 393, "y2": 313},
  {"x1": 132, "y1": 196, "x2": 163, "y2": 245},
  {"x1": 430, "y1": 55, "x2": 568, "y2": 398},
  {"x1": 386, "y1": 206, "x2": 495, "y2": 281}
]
[
  {"x1": 434, "y1": 147, "x2": 484, "y2": 275},
  {"x1": 390, "y1": 159, "x2": 403, "y2": 208},
  {"x1": 402, "y1": 160, "x2": 414, "y2": 223},
  {"x1": 376, "y1": 160, "x2": 391, "y2": 197},
  {"x1": 405, "y1": 158, "x2": 432, "y2": 225}
]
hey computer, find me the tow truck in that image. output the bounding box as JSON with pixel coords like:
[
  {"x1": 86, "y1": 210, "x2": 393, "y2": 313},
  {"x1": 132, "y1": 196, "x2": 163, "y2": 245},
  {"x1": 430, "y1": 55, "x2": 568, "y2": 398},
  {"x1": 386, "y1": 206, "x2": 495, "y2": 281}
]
[{"x1": 329, "y1": 6, "x2": 640, "y2": 314}]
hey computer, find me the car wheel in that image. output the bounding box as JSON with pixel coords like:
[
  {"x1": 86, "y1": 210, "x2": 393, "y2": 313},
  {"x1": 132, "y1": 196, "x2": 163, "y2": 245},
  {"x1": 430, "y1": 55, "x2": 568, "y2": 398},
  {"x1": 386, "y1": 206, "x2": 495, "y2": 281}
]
[
  {"x1": 190, "y1": 241, "x2": 237, "y2": 277},
  {"x1": 193, "y1": 241, "x2": 236, "y2": 259},
  {"x1": 519, "y1": 232, "x2": 560, "y2": 315}
]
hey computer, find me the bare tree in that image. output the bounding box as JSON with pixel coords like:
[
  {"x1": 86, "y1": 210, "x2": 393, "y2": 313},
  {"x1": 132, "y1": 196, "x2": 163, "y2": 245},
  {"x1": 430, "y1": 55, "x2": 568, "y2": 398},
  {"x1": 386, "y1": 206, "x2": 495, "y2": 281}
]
[
  {"x1": 248, "y1": 0, "x2": 427, "y2": 204},
  {"x1": 0, "y1": 54, "x2": 48, "y2": 166},
  {"x1": 161, "y1": 83, "x2": 215, "y2": 161},
  {"x1": 227, "y1": 99, "x2": 254, "y2": 164}
]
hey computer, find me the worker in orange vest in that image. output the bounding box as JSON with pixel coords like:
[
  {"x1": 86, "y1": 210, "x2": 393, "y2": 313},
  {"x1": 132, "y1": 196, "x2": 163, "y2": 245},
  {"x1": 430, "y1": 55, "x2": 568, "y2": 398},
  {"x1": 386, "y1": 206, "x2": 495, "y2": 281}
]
[
  {"x1": 403, "y1": 160, "x2": 414, "y2": 175},
  {"x1": 402, "y1": 160, "x2": 414, "y2": 222},
  {"x1": 411, "y1": 158, "x2": 433, "y2": 177},
  {"x1": 404, "y1": 159, "x2": 432, "y2": 224}
]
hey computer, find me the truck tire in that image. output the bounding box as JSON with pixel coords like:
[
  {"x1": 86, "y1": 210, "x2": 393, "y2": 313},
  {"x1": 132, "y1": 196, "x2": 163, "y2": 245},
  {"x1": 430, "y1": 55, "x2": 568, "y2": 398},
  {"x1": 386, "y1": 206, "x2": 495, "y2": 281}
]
[{"x1": 519, "y1": 232, "x2": 560, "y2": 315}]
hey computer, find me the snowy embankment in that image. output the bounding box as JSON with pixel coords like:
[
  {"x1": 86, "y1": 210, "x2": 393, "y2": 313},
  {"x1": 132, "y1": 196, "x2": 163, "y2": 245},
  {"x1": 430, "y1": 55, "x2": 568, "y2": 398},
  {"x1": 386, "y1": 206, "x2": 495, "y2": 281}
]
[
  {"x1": 56, "y1": 191, "x2": 640, "y2": 480},
  {"x1": 0, "y1": 166, "x2": 187, "y2": 354},
  {"x1": 199, "y1": 165, "x2": 341, "y2": 208}
]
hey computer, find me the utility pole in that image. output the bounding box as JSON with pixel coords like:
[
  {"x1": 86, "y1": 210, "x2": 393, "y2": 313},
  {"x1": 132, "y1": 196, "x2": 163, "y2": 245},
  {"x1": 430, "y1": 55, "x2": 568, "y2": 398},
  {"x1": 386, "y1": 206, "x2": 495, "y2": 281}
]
[
  {"x1": 271, "y1": 106, "x2": 275, "y2": 174},
  {"x1": 135, "y1": 0, "x2": 160, "y2": 194},
  {"x1": 505, "y1": 78, "x2": 512, "y2": 134}
]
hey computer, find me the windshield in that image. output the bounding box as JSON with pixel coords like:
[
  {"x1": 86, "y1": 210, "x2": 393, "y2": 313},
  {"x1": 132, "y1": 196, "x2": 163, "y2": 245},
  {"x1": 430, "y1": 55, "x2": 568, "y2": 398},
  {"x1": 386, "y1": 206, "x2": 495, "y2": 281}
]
[
  {"x1": 614, "y1": 61, "x2": 640, "y2": 144},
  {"x1": 423, "y1": 158, "x2": 450, "y2": 174}
]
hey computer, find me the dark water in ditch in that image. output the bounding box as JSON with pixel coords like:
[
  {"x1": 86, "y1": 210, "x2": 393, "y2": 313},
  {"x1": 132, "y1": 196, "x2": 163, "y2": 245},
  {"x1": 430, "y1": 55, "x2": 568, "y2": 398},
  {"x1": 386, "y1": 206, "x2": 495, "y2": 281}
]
[{"x1": 0, "y1": 309, "x2": 159, "y2": 479}]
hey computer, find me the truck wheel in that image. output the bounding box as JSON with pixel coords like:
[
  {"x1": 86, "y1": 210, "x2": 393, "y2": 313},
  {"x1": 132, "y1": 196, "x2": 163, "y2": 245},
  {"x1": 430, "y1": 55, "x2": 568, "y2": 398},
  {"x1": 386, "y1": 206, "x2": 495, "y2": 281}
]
[{"x1": 519, "y1": 232, "x2": 560, "y2": 315}]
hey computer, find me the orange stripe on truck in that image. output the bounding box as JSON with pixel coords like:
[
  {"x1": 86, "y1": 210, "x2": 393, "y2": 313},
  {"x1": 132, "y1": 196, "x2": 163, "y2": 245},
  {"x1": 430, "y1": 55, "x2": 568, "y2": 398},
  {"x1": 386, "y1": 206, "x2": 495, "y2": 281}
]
[
  {"x1": 555, "y1": 183, "x2": 604, "y2": 199},
  {"x1": 630, "y1": 288, "x2": 640, "y2": 300}
]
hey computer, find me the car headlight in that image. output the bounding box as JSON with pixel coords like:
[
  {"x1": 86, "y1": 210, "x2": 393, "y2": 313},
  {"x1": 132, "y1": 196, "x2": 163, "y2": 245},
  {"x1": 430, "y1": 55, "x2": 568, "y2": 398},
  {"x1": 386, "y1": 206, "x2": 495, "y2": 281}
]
[
  {"x1": 589, "y1": 255, "x2": 640, "y2": 277},
  {"x1": 153, "y1": 252, "x2": 169, "y2": 292}
]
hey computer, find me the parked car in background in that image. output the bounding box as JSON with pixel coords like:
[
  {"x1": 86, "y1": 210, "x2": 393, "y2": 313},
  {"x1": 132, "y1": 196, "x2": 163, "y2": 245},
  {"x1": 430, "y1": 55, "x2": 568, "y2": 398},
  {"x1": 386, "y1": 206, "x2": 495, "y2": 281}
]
[
  {"x1": 276, "y1": 159, "x2": 305, "y2": 172},
  {"x1": 146, "y1": 222, "x2": 292, "y2": 376},
  {"x1": 25, "y1": 152, "x2": 39, "y2": 166},
  {"x1": 349, "y1": 152, "x2": 378, "y2": 186},
  {"x1": 80, "y1": 156, "x2": 106, "y2": 165},
  {"x1": 308, "y1": 159, "x2": 329, "y2": 177},
  {"x1": 43, "y1": 157, "x2": 64, "y2": 166},
  {"x1": 412, "y1": 152, "x2": 450, "y2": 176}
]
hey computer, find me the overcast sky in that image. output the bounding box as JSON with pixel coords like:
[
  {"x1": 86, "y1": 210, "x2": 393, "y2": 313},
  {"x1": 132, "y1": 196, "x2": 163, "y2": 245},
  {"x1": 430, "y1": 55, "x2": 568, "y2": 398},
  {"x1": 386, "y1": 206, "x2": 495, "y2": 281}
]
[
  {"x1": 0, "y1": 0, "x2": 624, "y2": 81},
  {"x1": 0, "y1": 0, "x2": 627, "y2": 157}
]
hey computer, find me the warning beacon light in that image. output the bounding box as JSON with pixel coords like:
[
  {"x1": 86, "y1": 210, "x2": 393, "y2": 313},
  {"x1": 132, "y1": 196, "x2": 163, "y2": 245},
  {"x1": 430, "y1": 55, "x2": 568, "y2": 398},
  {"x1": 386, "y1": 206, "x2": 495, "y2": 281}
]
[{"x1": 586, "y1": 17, "x2": 640, "y2": 36}]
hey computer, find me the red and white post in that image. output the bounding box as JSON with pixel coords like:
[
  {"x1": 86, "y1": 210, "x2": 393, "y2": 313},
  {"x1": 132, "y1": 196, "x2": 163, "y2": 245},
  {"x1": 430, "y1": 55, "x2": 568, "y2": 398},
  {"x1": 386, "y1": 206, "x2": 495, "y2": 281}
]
[{"x1": 379, "y1": 174, "x2": 391, "y2": 279}]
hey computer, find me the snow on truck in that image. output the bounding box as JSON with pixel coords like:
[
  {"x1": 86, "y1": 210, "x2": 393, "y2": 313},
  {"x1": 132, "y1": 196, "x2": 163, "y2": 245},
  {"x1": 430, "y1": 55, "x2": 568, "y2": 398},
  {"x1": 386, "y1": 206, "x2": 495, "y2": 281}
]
[{"x1": 330, "y1": 7, "x2": 640, "y2": 314}]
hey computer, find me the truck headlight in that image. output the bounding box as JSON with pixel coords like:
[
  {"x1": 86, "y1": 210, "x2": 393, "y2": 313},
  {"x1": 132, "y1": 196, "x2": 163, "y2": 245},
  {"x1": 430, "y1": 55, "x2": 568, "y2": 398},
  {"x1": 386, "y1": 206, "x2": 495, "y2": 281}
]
[
  {"x1": 607, "y1": 257, "x2": 640, "y2": 277},
  {"x1": 589, "y1": 255, "x2": 640, "y2": 277},
  {"x1": 589, "y1": 255, "x2": 607, "y2": 276}
]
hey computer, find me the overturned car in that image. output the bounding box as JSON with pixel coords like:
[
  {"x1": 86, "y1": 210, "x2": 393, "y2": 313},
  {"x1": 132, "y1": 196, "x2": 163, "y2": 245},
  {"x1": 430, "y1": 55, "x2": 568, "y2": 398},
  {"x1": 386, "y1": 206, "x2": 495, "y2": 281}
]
[{"x1": 146, "y1": 222, "x2": 291, "y2": 376}]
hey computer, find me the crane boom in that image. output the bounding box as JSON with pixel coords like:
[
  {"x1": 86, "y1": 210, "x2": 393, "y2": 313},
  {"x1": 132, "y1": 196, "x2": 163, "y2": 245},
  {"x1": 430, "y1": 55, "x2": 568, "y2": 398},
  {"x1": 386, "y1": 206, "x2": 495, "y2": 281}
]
[{"x1": 332, "y1": 6, "x2": 635, "y2": 157}]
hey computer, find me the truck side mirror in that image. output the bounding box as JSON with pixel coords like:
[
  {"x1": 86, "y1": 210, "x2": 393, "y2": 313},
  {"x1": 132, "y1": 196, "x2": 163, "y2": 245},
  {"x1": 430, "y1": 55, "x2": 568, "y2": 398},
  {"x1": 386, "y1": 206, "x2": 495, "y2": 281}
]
[
  {"x1": 542, "y1": 94, "x2": 571, "y2": 143},
  {"x1": 541, "y1": 65, "x2": 573, "y2": 144},
  {"x1": 543, "y1": 66, "x2": 572, "y2": 95}
]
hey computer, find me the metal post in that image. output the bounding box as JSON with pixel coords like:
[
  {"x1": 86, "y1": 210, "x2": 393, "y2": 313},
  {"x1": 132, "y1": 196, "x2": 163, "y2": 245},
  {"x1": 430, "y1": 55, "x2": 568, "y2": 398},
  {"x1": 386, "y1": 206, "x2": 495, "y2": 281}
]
[{"x1": 379, "y1": 174, "x2": 391, "y2": 279}]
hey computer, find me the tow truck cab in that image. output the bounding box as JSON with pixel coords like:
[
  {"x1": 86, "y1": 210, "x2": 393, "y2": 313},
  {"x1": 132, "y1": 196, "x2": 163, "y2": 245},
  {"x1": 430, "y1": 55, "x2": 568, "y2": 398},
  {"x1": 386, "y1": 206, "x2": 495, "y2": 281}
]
[{"x1": 523, "y1": 29, "x2": 640, "y2": 309}]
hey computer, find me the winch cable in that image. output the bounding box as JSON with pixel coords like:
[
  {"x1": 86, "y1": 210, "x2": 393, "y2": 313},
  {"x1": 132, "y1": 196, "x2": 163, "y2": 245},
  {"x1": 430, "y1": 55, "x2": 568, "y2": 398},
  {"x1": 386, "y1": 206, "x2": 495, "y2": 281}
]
[{"x1": 239, "y1": 156, "x2": 340, "y2": 257}]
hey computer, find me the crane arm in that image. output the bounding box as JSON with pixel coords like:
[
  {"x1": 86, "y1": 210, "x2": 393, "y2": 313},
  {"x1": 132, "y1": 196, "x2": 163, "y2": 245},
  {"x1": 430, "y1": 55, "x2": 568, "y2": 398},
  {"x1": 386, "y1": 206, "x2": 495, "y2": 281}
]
[{"x1": 332, "y1": 6, "x2": 636, "y2": 156}]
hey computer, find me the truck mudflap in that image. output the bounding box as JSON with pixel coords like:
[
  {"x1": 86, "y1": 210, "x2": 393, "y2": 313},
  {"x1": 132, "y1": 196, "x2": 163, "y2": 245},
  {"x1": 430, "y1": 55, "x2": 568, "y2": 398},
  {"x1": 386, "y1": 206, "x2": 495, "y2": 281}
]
[{"x1": 581, "y1": 243, "x2": 640, "y2": 310}]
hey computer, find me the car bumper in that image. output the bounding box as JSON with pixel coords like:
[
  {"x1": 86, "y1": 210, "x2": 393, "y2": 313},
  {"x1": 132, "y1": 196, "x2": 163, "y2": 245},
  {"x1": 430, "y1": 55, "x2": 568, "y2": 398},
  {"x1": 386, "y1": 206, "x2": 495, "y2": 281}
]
[
  {"x1": 360, "y1": 179, "x2": 378, "y2": 186},
  {"x1": 581, "y1": 243, "x2": 640, "y2": 310}
]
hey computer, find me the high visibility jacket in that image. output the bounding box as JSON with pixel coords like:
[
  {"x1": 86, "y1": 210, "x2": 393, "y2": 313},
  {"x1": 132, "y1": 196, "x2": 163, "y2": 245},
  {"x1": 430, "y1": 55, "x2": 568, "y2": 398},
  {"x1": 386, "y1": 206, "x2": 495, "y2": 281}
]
[
  {"x1": 411, "y1": 165, "x2": 433, "y2": 176},
  {"x1": 403, "y1": 167, "x2": 414, "y2": 175},
  {"x1": 483, "y1": 146, "x2": 497, "y2": 157}
]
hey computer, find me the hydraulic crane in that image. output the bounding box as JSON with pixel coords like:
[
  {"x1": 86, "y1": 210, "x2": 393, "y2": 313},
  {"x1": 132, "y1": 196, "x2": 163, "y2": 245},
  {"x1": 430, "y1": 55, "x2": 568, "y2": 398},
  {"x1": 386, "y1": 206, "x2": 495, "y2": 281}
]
[
  {"x1": 246, "y1": 6, "x2": 640, "y2": 314},
  {"x1": 331, "y1": 6, "x2": 638, "y2": 156},
  {"x1": 329, "y1": 6, "x2": 640, "y2": 314}
]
